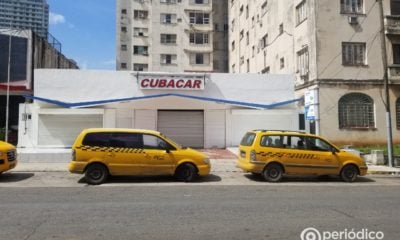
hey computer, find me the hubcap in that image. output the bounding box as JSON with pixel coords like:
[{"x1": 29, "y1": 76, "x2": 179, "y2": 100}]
[
  {"x1": 90, "y1": 169, "x2": 102, "y2": 180},
  {"x1": 269, "y1": 168, "x2": 279, "y2": 178}
]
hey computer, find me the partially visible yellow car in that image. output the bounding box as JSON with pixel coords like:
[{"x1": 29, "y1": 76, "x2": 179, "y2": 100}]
[
  {"x1": 237, "y1": 130, "x2": 368, "y2": 182},
  {"x1": 0, "y1": 141, "x2": 17, "y2": 174},
  {"x1": 69, "y1": 128, "x2": 211, "y2": 185}
]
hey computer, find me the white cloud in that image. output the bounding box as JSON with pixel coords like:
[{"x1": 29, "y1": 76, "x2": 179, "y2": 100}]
[{"x1": 49, "y1": 12, "x2": 66, "y2": 25}]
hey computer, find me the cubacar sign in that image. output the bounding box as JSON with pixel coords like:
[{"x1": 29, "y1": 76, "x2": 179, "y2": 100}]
[{"x1": 139, "y1": 76, "x2": 205, "y2": 90}]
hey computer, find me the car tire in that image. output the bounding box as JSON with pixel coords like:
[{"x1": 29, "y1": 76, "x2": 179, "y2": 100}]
[
  {"x1": 85, "y1": 163, "x2": 109, "y2": 185},
  {"x1": 340, "y1": 165, "x2": 358, "y2": 182},
  {"x1": 175, "y1": 163, "x2": 197, "y2": 182},
  {"x1": 263, "y1": 163, "x2": 283, "y2": 182}
]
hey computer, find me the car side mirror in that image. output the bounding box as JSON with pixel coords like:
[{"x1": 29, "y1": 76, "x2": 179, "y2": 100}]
[
  {"x1": 331, "y1": 148, "x2": 338, "y2": 154},
  {"x1": 166, "y1": 149, "x2": 170, "y2": 154}
]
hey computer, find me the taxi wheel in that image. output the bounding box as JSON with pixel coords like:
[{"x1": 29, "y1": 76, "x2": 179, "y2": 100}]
[
  {"x1": 340, "y1": 165, "x2": 358, "y2": 182},
  {"x1": 175, "y1": 163, "x2": 197, "y2": 182},
  {"x1": 263, "y1": 163, "x2": 283, "y2": 182},
  {"x1": 85, "y1": 163, "x2": 109, "y2": 185}
]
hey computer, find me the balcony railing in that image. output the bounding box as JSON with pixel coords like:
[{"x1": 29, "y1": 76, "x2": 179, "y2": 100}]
[
  {"x1": 385, "y1": 15, "x2": 400, "y2": 35},
  {"x1": 388, "y1": 65, "x2": 400, "y2": 82}
]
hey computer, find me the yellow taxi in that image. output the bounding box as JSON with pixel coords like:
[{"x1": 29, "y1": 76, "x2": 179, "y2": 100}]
[
  {"x1": 68, "y1": 128, "x2": 211, "y2": 185},
  {"x1": 0, "y1": 141, "x2": 17, "y2": 174},
  {"x1": 237, "y1": 130, "x2": 368, "y2": 182}
]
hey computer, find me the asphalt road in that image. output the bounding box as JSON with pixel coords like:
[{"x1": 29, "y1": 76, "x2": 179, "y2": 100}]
[{"x1": 0, "y1": 183, "x2": 399, "y2": 240}]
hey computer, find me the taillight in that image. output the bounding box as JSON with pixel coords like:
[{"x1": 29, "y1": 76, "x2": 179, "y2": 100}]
[
  {"x1": 72, "y1": 149, "x2": 76, "y2": 161},
  {"x1": 250, "y1": 150, "x2": 256, "y2": 162}
]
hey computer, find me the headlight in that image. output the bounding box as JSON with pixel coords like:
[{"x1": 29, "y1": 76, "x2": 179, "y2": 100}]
[{"x1": 203, "y1": 157, "x2": 210, "y2": 164}]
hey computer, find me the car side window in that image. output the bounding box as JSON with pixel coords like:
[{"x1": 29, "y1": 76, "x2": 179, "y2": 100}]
[
  {"x1": 82, "y1": 132, "x2": 111, "y2": 147},
  {"x1": 109, "y1": 133, "x2": 142, "y2": 148},
  {"x1": 305, "y1": 137, "x2": 331, "y2": 152},
  {"x1": 143, "y1": 134, "x2": 170, "y2": 150},
  {"x1": 260, "y1": 135, "x2": 285, "y2": 148},
  {"x1": 287, "y1": 136, "x2": 306, "y2": 150}
]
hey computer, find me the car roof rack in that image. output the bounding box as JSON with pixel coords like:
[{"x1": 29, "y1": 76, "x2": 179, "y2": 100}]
[{"x1": 252, "y1": 129, "x2": 307, "y2": 134}]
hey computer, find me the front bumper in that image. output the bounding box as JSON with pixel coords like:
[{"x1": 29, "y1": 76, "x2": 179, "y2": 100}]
[{"x1": 197, "y1": 164, "x2": 211, "y2": 176}]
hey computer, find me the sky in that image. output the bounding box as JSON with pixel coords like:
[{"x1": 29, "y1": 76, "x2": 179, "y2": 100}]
[{"x1": 48, "y1": 0, "x2": 116, "y2": 70}]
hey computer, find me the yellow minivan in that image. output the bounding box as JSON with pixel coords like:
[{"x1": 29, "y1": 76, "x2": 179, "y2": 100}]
[
  {"x1": 0, "y1": 141, "x2": 17, "y2": 174},
  {"x1": 69, "y1": 128, "x2": 211, "y2": 185},
  {"x1": 237, "y1": 130, "x2": 368, "y2": 182}
]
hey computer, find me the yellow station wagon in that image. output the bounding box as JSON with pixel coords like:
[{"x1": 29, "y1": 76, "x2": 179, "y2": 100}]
[
  {"x1": 0, "y1": 141, "x2": 17, "y2": 174},
  {"x1": 69, "y1": 128, "x2": 211, "y2": 185},
  {"x1": 237, "y1": 130, "x2": 368, "y2": 182}
]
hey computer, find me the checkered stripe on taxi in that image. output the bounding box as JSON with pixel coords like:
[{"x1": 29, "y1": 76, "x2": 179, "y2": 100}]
[
  {"x1": 75, "y1": 145, "x2": 146, "y2": 153},
  {"x1": 256, "y1": 151, "x2": 317, "y2": 159}
]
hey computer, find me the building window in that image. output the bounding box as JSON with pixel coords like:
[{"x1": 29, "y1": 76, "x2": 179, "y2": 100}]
[
  {"x1": 261, "y1": 1, "x2": 268, "y2": 16},
  {"x1": 161, "y1": 54, "x2": 177, "y2": 65},
  {"x1": 231, "y1": 41, "x2": 235, "y2": 50},
  {"x1": 279, "y1": 24, "x2": 284, "y2": 35},
  {"x1": 133, "y1": 64, "x2": 148, "y2": 71},
  {"x1": 240, "y1": 56, "x2": 244, "y2": 65},
  {"x1": 121, "y1": 9, "x2": 127, "y2": 14},
  {"x1": 296, "y1": 0, "x2": 307, "y2": 25},
  {"x1": 192, "y1": 0, "x2": 209, "y2": 4},
  {"x1": 190, "y1": 33, "x2": 209, "y2": 44},
  {"x1": 391, "y1": 0, "x2": 400, "y2": 15},
  {"x1": 189, "y1": 12, "x2": 210, "y2": 24},
  {"x1": 393, "y1": 44, "x2": 400, "y2": 64},
  {"x1": 121, "y1": 26, "x2": 127, "y2": 33},
  {"x1": 196, "y1": 54, "x2": 204, "y2": 64},
  {"x1": 160, "y1": 0, "x2": 177, "y2": 4},
  {"x1": 121, "y1": 45, "x2": 127, "y2": 51},
  {"x1": 246, "y1": 59, "x2": 250, "y2": 72},
  {"x1": 246, "y1": 31, "x2": 249, "y2": 45},
  {"x1": 161, "y1": 34, "x2": 177, "y2": 44},
  {"x1": 297, "y1": 47, "x2": 309, "y2": 78},
  {"x1": 133, "y1": 46, "x2": 148, "y2": 55},
  {"x1": 134, "y1": 27, "x2": 148, "y2": 37},
  {"x1": 261, "y1": 34, "x2": 268, "y2": 49},
  {"x1": 161, "y1": 13, "x2": 176, "y2": 24},
  {"x1": 261, "y1": 66, "x2": 270, "y2": 74},
  {"x1": 246, "y1": 5, "x2": 249, "y2": 19},
  {"x1": 120, "y1": 63, "x2": 127, "y2": 69},
  {"x1": 231, "y1": 19, "x2": 235, "y2": 32},
  {"x1": 397, "y1": 98, "x2": 400, "y2": 128},
  {"x1": 280, "y1": 57, "x2": 285, "y2": 69},
  {"x1": 339, "y1": 93, "x2": 375, "y2": 129},
  {"x1": 232, "y1": 63, "x2": 236, "y2": 73},
  {"x1": 240, "y1": 5, "x2": 244, "y2": 15},
  {"x1": 240, "y1": 30, "x2": 244, "y2": 40},
  {"x1": 342, "y1": 42, "x2": 366, "y2": 66},
  {"x1": 340, "y1": 0, "x2": 363, "y2": 14},
  {"x1": 134, "y1": 10, "x2": 148, "y2": 19}
]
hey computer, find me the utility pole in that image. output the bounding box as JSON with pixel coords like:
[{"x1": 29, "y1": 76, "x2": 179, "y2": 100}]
[
  {"x1": 378, "y1": 0, "x2": 394, "y2": 167},
  {"x1": 5, "y1": 22, "x2": 12, "y2": 143}
]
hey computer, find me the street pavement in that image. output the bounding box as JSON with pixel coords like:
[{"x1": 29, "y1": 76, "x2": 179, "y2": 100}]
[{"x1": 0, "y1": 185, "x2": 399, "y2": 240}]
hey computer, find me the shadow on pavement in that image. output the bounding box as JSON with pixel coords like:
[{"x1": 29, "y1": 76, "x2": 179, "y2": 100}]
[
  {"x1": 243, "y1": 173, "x2": 375, "y2": 183},
  {"x1": 0, "y1": 172, "x2": 35, "y2": 183},
  {"x1": 78, "y1": 174, "x2": 222, "y2": 185}
]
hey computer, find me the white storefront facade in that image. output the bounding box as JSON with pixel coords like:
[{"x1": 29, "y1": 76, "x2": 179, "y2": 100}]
[{"x1": 18, "y1": 69, "x2": 300, "y2": 149}]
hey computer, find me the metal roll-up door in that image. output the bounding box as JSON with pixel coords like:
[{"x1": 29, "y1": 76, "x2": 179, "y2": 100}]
[
  {"x1": 158, "y1": 110, "x2": 204, "y2": 148},
  {"x1": 38, "y1": 114, "x2": 103, "y2": 146}
]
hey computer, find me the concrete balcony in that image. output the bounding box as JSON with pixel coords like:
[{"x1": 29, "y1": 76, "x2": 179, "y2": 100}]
[
  {"x1": 388, "y1": 65, "x2": 400, "y2": 83},
  {"x1": 385, "y1": 15, "x2": 400, "y2": 35}
]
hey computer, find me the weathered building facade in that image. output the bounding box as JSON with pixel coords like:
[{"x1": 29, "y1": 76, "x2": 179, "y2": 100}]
[
  {"x1": 229, "y1": 0, "x2": 400, "y2": 145},
  {"x1": 116, "y1": 0, "x2": 229, "y2": 73}
]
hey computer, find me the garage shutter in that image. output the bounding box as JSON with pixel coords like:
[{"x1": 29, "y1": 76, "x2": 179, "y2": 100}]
[
  {"x1": 158, "y1": 111, "x2": 204, "y2": 148},
  {"x1": 38, "y1": 114, "x2": 103, "y2": 146}
]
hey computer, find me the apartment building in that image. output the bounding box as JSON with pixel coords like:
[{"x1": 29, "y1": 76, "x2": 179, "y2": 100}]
[
  {"x1": 116, "y1": 0, "x2": 228, "y2": 73},
  {"x1": 0, "y1": 0, "x2": 49, "y2": 38},
  {"x1": 229, "y1": 0, "x2": 400, "y2": 146}
]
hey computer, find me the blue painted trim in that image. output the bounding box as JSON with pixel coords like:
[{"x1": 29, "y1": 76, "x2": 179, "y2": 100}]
[{"x1": 24, "y1": 94, "x2": 302, "y2": 109}]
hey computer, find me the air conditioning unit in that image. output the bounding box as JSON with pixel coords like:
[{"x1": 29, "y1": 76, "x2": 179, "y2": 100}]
[{"x1": 348, "y1": 16, "x2": 358, "y2": 24}]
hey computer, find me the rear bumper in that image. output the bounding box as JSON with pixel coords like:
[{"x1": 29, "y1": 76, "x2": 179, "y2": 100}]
[
  {"x1": 236, "y1": 159, "x2": 263, "y2": 173},
  {"x1": 68, "y1": 161, "x2": 87, "y2": 174}
]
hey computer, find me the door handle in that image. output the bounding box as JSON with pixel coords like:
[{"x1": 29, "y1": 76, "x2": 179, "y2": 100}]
[{"x1": 107, "y1": 153, "x2": 115, "y2": 157}]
